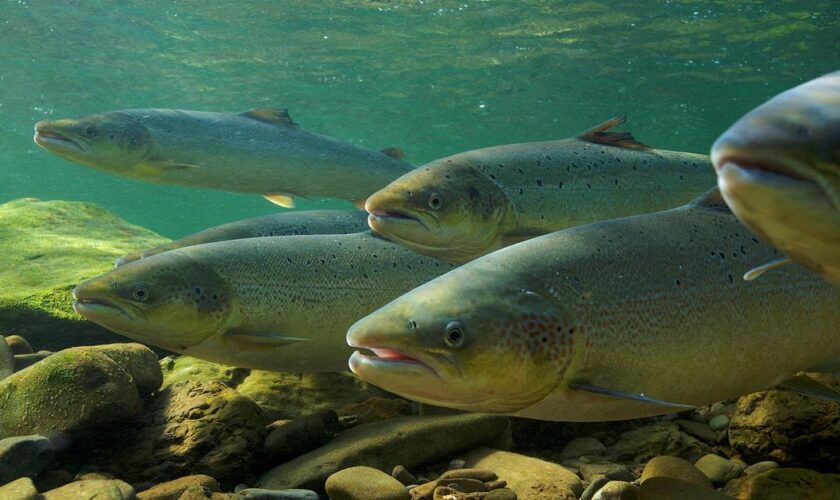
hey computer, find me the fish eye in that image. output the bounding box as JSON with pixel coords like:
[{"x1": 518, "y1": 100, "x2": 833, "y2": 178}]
[
  {"x1": 132, "y1": 283, "x2": 149, "y2": 302},
  {"x1": 444, "y1": 320, "x2": 465, "y2": 347},
  {"x1": 84, "y1": 126, "x2": 97, "y2": 138},
  {"x1": 428, "y1": 193, "x2": 443, "y2": 210},
  {"x1": 129, "y1": 135, "x2": 143, "y2": 146}
]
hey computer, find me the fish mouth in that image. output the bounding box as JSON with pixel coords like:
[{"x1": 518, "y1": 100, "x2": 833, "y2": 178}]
[
  {"x1": 347, "y1": 342, "x2": 440, "y2": 379},
  {"x1": 72, "y1": 285, "x2": 133, "y2": 320},
  {"x1": 33, "y1": 124, "x2": 86, "y2": 153},
  {"x1": 366, "y1": 208, "x2": 430, "y2": 231}
]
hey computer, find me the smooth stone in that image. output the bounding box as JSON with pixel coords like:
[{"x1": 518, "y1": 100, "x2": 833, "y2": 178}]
[
  {"x1": 638, "y1": 477, "x2": 733, "y2": 500},
  {"x1": 67, "y1": 344, "x2": 163, "y2": 394},
  {"x1": 0, "y1": 349, "x2": 142, "y2": 439},
  {"x1": 743, "y1": 461, "x2": 779, "y2": 476},
  {"x1": 409, "y1": 474, "x2": 494, "y2": 498},
  {"x1": 263, "y1": 409, "x2": 341, "y2": 461},
  {"x1": 0, "y1": 477, "x2": 38, "y2": 500},
  {"x1": 463, "y1": 447, "x2": 583, "y2": 499},
  {"x1": 640, "y1": 456, "x2": 712, "y2": 489},
  {"x1": 581, "y1": 477, "x2": 611, "y2": 500},
  {"x1": 674, "y1": 419, "x2": 718, "y2": 443},
  {"x1": 13, "y1": 351, "x2": 52, "y2": 371},
  {"x1": 235, "y1": 489, "x2": 319, "y2": 500},
  {"x1": 391, "y1": 465, "x2": 416, "y2": 486},
  {"x1": 439, "y1": 469, "x2": 498, "y2": 482},
  {"x1": 0, "y1": 335, "x2": 14, "y2": 379},
  {"x1": 5, "y1": 335, "x2": 33, "y2": 355},
  {"x1": 172, "y1": 485, "x2": 211, "y2": 500},
  {"x1": 708, "y1": 415, "x2": 729, "y2": 431},
  {"x1": 484, "y1": 489, "x2": 517, "y2": 500},
  {"x1": 258, "y1": 414, "x2": 510, "y2": 495},
  {"x1": 42, "y1": 479, "x2": 135, "y2": 499},
  {"x1": 484, "y1": 479, "x2": 507, "y2": 490},
  {"x1": 694, "y1": 454, "x2": 741, "y2": 485},
  {"x1": 440, "y1": 478, "x2": 486, "y2": 493},
  {"x1": 593, "y1": 481, "x2": 638, "y2": 500},
  {"x1": 605, "y1": 423, "x2": 712, "y2": 464},
  {"x1": 580, "y1": 461, "x2": 633, "y2": 482},
  {"x1": 723, "y1": 467, "x2": 840, "y2": 499},
  {"x1": 448, "y1": 459, "x2": 466, "y2": 470},
  {"x1": 325, "y1": 466, "x2": 409, "y2": 500},
  {"x1": 0, "y1": 434, "x2": 55, "y2": 484},
  {"x1": 75, "y1": 472, "x2": 115, "y2": 481},
  {"x1": 560, "y1": 437, "x2": 606, "y2": 459},
  {"x1": 137, "y1": 475, "x2": 220, "y2": 500}
]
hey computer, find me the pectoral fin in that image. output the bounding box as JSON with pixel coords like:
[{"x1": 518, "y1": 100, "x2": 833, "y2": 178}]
[
  {"x1": 569, "y1": 381, "x2": 695, "y2": 409},
  {"x1": 777, "y1": 374, "x2": 840, "y2": 401},
  {"x1": 744, "y1": 256, "x2": 793, "y2": 281},
  {"x1": 224, "y1": 329, "x2": 310, "y2": 349},
  {"x1": 380, "y1": 147, "x2": 405, "y2": 160},
  {"x1": 263, "y1": 194, "x2": 296, "y2": 208}
]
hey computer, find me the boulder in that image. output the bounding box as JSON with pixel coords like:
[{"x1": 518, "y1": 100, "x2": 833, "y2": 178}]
[
  {"x1": 593, "y1": 481, "x2": 638, "y2": 500},
  {"x1": 694, "y1": 454, "x2": 742, "y2": 485},
  {"x1": 638, "y1": 477, "x2": 733, "y2": 499},
  {"x1": 0, "y1": 348, "x2": 142, "y2": 439},
  {"x1": 462, "y1": 447, "x2": 583, "y2": 500},
  {"x1": 723, "y1": 467, "x2": 840, "y2": 499},
  {"x1": 0, "y1": 198, "x2": 167, "y2": 350},
  {"x1": 264, "y1": 410, "x2": 341, "y2": 461},
  {"x1": 257, "y1": 414, "x2": 510, "y2": 494},
  {"x1": 136, "y1": 475, "x2": 220, "y2": 500},
  {"x1": 640, "y1": 456, "x2": 712, "y2": 489},
  {"x1": 41, "y1": 479, "x2": 135, "y2": 499},
  {"x1": 70, "y1": 343, "x2": 163, "y2": 394},
  {"x1": 605, "y1": 422, "x2": 712, "y2": 464},
  {"x1": 0, "y1": 477, "x2": 39, "y2": 500},
  {"x1": 0, "y1": 435, "x2": 55, "y2": 484},
  {"x1": 325, "y1": 466, "x2": 409, "y2": 500}
]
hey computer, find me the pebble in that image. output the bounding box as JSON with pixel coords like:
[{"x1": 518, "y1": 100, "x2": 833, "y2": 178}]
[
  {"x1": 708, "y1": 415, "x2": 729, "y2": 431},
  {"x1": 592, "y1": 480, "x2": 638, "y2": 500},
  {"x1": 560, "y1": 437, "x2": 606, "y2": 459},
  {"x1": 136, "y1": 474, "x2": 220, "y2": 499},
  {"x1": 448, "y1": 459, "x2": 466, "y2": 470},
  {"x1": 13, "y1": 351, "x2": 52, "y2": 371},
  {"x1": 483, "y1": 479, "x2": 507, "y2": 490},
  {"x1": 0, "y1": 477, "x2": 38, "y2": 500},
  {"x1": 441, "y1": 478, "x2": 486, "y2": 493},
  {"x1": 640, "y1": 456, "x2": 712, "y2": 489},
  {"x1": 5, "y1": 335, "x2": 33, "y2": 355},
  {"x1": 236, "y1": 489, "x2": 320, "y2": 500},
  {"x1": 325, "y1": 466, "x2": 409, "y2": 500},
  {"x1": 41, "y1": 479, "x2": 135, "y2": 499},
  {"x1": 709, "y1": 402, "x2": 725, "y2": 414},
  {"x1": 0, "y1": 336, "x2": 14, "y2": 379},
  {"x1": 579, "y1": 461, "x2": 633, "y2": 482},
  {"x1": 674, "y1": 419, "x2": 717, "y2": 443},
  {"x1": 392, "y1": 465, "x2": 417, "y2": 486},
  {"x1": 694, "y1": 454, "x2": 742, "y2": 485},
  {"x1": 439, "y1": 469, "x2": 498, "y2": 482},
  {"x1": 580, "y1": 477, "x2": 611, "y2": 500},
  {"x1": 484, "y1": 489, "x2": 517, "y2": 500},
  {"x1": 743, "y1": 460, "x2": 779, "y2": 476},
  {"x1": 0, "y1": 435, "x2": 55, "y2": 484}
]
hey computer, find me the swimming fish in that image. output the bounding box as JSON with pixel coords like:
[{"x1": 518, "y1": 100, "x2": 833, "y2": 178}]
[
  {"x1": 347, "y1": 189, "x2": 840, "y2": 421},
  {"x1": 711, "y1": 70, "x2": 840, "y2": 284},
  {"x1": 33, "y1": 108, "x2": 413, "y2": 207},
  {"x1": 73, "y1": 232, "x2": 454, "y2": 373},
  {"x1": 365, "y1": 117, "x2": 715, "y2": 263},
  {"x1": 115, "y1": 209, "x2": 369, "y2": 266}
]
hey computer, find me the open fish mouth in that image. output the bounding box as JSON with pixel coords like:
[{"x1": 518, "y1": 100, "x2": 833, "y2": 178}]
[
  {"x1": 713, "y1": 150, "x2": 813, "y2": 183},
  {"x1": 72, "y1": 297, "x2": 130, "y2": 319},
  {"x1": 33, "y1": 125, "x2": 86, "y2": 153},
  {"x1": 367, "y1": 208, "x2": 430, "y2": 232},
  {"x1": 348, "y1": 344, "x2": 439, "y2": 378}
]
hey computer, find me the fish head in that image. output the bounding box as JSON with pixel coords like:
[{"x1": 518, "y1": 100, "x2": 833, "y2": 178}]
[
  {"x1": 72, "y1": 252, "x2": 235, "y2": 351},
  {"x1": 348, "y1": 268, "x2": 573, "y2": 414},
  {"x1": 34, "y1": 112, "x2": 154, "y2": 171},
  {"x1": 365, "y1": 160, "x2": 514, "y2": 263}
]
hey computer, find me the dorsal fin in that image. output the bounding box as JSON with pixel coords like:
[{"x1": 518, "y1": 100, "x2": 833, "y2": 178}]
[
  {"x1": 238, "y1": 108, "x2": 298, "y2": 127},
  {"x1": 689, "y1": 187, "x2": 732, "y2": 213},
  {"x1": 380, "y1": 147, "x2": 405, "y2": 160},
  {"x1": 578, "y1": 116, "x2": 650, "y2": 150}
]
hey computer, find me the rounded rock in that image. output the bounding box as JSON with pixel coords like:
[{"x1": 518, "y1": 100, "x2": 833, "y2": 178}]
[
  {"x1": 581, "y1": 476, "x2": 611, "y2": 500},
  {"x1": 592, "y1": 480, "x2": 638, "y2": 500},
  {"x1": 42, "y1": 479, "x2": 135, "y2": 499},
  {"x1": 0, "y1": 336, "x2": 14, "y2": 380},
  {"x1": 484, "y1": 489, "x2": 517, "y2": 500},
  {"x1": 743, "y1": 460, "x2": 779, "y2": 476},
  {"x1": 0, "y1": 477, "x2": 38, "y2": 500},
  {"x1": 694, "y1": 454, "x2": 742, "y2": 485},
  {"x1": 439, "y1": 469, "x2": 498, "y2": 482},
  {"x1": 136, "y1": 474, "x2": 219, "y2": 499},
  {"x1": 236, "y1": 489, "x2": 320, "y2": 500},
  {"x1": 0, "y1": 434, "x2": 55, "y2": 484},
  {"x1": 391, "y1": 465, "x2": 417, "y2": 486},
  {"x1": 640, "y1": 456, "x2": 712, "y2": 489},
  {"x1": 5, "y1": 335, "x2": 34, "y2": 355},
  {"x1": 708, "y1": 415, "x2": 729, "y2": 431},
  {"x1": 325, "y1": 466, "x2": 409, "y2": 500},
  {"x1": 560, "y1": 437, "x2": 606, "y2": 459},
  {"x1": 447, "y1": 459, "x2": 466, "y2": 470}
]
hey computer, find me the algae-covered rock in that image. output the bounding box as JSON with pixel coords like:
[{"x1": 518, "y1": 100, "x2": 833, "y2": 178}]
[
  {"x1": 42, "y1": 478, "x2": 135, "y2": 499},
  {"x1": 0, "y1": 348, "x2": 142, "y2": 438},
  {"x1": 462, "y1": 447, "x2": 584, "y2": 500},
  {"x1": 0, "y1": 477, "x2": 39, "y2": 500},
  {"x1": 325, "y1": 466, "x2": 409, "y2": 500},
  {"x1": 605, "y1": 422, "x2": 713, "y2": 464},
  {"x1": 0, "y1": 335, "x2": 13, "y2": 380},
  {"x1": 264, "y1": 409, "x2": 342, "y2": 461},
  {"x1": 0, "y1": 434, "x2": 55, "y2": 484},
  {"x1": 70, "y1": 343, "x2": 163, "y2": 394},
  {"x1": 257, "y1": 413, "x2": 510, "y2": 494},
  {"x1": 136, "y1": 474, "x2": 220, "y2": 500},
  {"x1": 0, "y1": 198, "x2": 168, "y2": 350},
  {"x1": 723, "y1": 467, "x2": 840, "y2": 499}
]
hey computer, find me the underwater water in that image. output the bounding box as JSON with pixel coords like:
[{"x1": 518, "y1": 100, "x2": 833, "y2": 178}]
[{"x1": 2, "y1": 0, "x2": 838, "y2": 237}]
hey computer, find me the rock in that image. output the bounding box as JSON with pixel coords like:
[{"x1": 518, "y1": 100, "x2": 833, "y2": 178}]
[
  {"x1": 708, "y1": 415, "x2": 729, "y2": 431},
  {"x1": 675, "y1": 419, "x2": 717, "y2": 443},
  {"x1": 463, "y1": 447, "x2": 583, "y2": 500},
  {"x1": 0, "y1": 477, "x2": 38, "y2": 500},
  {"x1": 235, "y1": 489, "x2": 320, "y2": 500},
  {"x1": 593, "y1": 481, "x2": 638, "y2": 500},
  {"x1": 484, "y1": 479, "x2": 507, "y2": 490},
  {"x1": 560, "y1": 437, "x2": 606, "y2": 459},
  {"x1": 0, "y1": 198, "x2": 167, "y2": 350},
  {"x1": 638, "y1": 477, "x2": 733, "y2": 500},
  {"x1": 0, "y1": 435, "x2": 55, "y2": 484},
  {"x1": 605, "y1": 423, "x2": 712, "y2": 464},
  {"x1": 579, "y1": 461, "x2": 633, "y2": 482},
  {"x1": 581, "y1": 477, "x2": 611, "y2": 500},
  {"x1": 439, "y1": 469, "x2": 498, "y2": 482},
  {"x1": 484, "y1": 490, "x2": 517, "y2": 500},
  {"x1": 137, "y1": 475, "x2": 220, "y2": 500},
  {"x1": 174, "y1": 485, "x2": 213, "y2": 500},
  {"x1": 728, "y1": 380, "x2": 840, "y2": 469},
  {"x1": 13, "y1": 351, "x2": 53, "y2": 371},
  {"x1": 391, "y1": 465, "x2": 416, "y2": 486},
  {"x1": 448, "y1": 459, "x2": 466, "y2": 470},
  {"x1": 325, "y1": 466, "x2": 409, "y2": 500},
  {"x1": 0, "y1": 335, "x2": 13, "y2": 379},
  {"x1": 723, "y1": 467, "x2": 840, "y2": 499},
  {"x1": 69, "y1": 343, "x2": 163, "y2": 394},
  {"x1": 338, "y1": 397, "x2": 414, "y2": 426},
  {"x1": 76, "y1": 472, "x2": 116, "y2": 481},
  {"x1": 743, "y1": 461, "x2": 779, "y2": 476},
  {"x1": 35, "y1": 468, "x2": 75, "y2": 492},
  {"x1": 258, "y1": 414, "x2": 508, "y2": 494},
  {"x1": 264, "y1": 409, "x2": 341, "y2": 461},
  {"x1": 41, "y1": 479, "x2": 135, "y2": 499},
  {"x1": 6, "y1": 335, "x2": 33, "y2": 355},
  {"x1": 0, "y1": 348, "x2": 142, "y2": 439},
  {"x1": 640, "y1": 456, "x2": 712, "y2": 489},
  {"x1": 694, "y1": 454, "x2": 741, "y2": 485},
  {"x1": 59, "y1": 380, "x2": 265, "y2": 486}
]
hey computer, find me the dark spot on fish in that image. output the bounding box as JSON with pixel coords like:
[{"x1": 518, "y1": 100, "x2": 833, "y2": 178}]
[
  {"x1": 727, "y1": 273, "x2": 734, "y2": 283},
  {"x1": 536, "y1": 179, "x2": 543, "y2": 187},
  {"x1": 24, "y1": 254, "x2": 44, "y2": 260},
  {"x1": 558, "y1": 181, "x2": 564, "y2": 189}
]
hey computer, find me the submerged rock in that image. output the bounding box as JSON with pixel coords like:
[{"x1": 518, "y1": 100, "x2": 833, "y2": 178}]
[
  {"x1": 6, "y1": 335, "x2": 34, "y2": 355},
  {"x1": 462, "y1": 447, "x2": 583, "y2": 500},
  {"x1": 0, "y1": 335, "x2": 13, "y2": 380},
  {"x1": 0, "y1": 477, "x2": 39, "y2": 500},
  {"x1": 605, "y1": 422, "x2": 712, "y2": 464},
  {"x1": 0, "y1": 348, "x2": 142, "y2": 439},
  {"x1": 0, "y1": 198, "x2": 167, "y2": 350},
  {"x1": 640, "y1": 456, "x2": 712, "y2": 489},
  {"x1": 235, "y1": 489, "x2": 320, "y2": 500},
  {"x1": 694, "y1": 454, "x2": 742, "y2": 485},
  {"x1": 136, "y1": 474, "x2": 220, "y2": 500},
  {"x1": 560, "y1": 437, "x2": 606, "y2": 459},
  {"x1": 325, "y1": 466, "x2": 409, "y2": 500},
  {"x1": 41, "y1": 478, "x2": 135, "y2": 499},
  {"x1": 13, "y1": 350, "x2": 53, "y2": 371},
  {"x1": 258, "y1": 414, "x2": 510, "y2": 494},
  {"x1": 723, "y1": 467, "x2": 840, "y2": 499},
  {"x1": 264, "y1": 409, "x2": 341, "y2": 461},
  {"x1": 71, "y1": 343, "x2": 163, "y2": 395},
  {"x1": 0, "y1": 434, "x2": 55, "y2": 484},
  {"x1": 593, "y1": 480, "x2": 638, "y2": 500},
  {"x1": 638, "y1": 477, "x2": 732, "y2": 500}
]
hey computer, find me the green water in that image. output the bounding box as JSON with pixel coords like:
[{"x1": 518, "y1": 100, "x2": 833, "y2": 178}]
[{"x1": 1, "y1": 0, "x2": 838, "y2": 238}]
